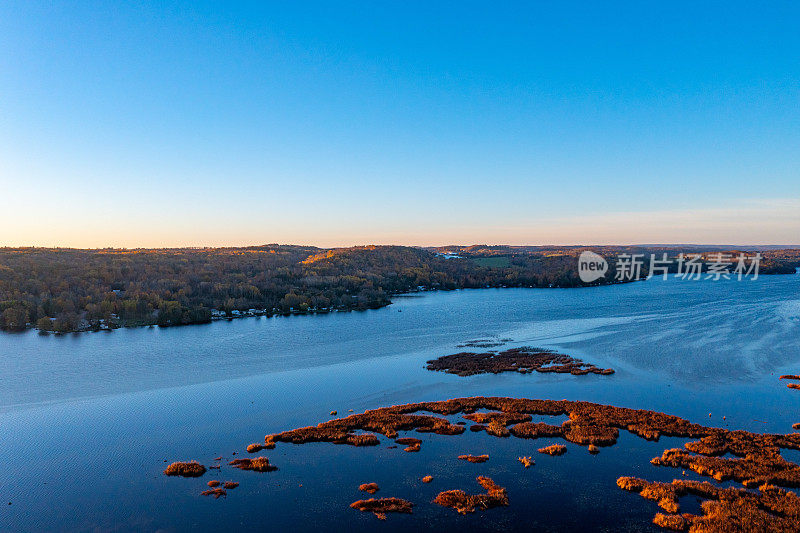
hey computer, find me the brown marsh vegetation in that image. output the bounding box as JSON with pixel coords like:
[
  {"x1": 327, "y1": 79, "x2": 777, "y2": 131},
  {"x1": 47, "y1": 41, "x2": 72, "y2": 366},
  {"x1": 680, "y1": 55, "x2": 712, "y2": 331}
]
[
  {"x1": 433, "y1": 476, "x2": 509, "y2": 514},
  {"x1": 618, "y1": 477, "x2": 800, "y2": 531},
  {"x1": 425, "y1": 347, "x2": 614, "y2": 377},
  {"x1": 229, "y1": 457, "x2": 277, "y2": 472},
  {"x1": 349, "y1": 497, "x2": 413, "y2": 520},
  {"x1": 538, "y1": 444, "x2": 567, "y2": 456},
  {"x1": 200, "y1": 488, "x2": 226, "y2": 499},
  {"x1": 518, "y1": 456, "x2": 534, "y2": 467},
  {"x1": 458, "y1": 454, "x2": 490, "y2": 463},
  {"x1": 395, "y1": 437, "x2": 422, "y2": 452},
  {"x1": 247, "y1": 442, "x2": 273, "y2": 453},
  {"x1": 163, "y1": 461, "x2": 206, "y2": 477},
  {"x1": 358, "y1": 483, "x2": 380, "y2": 494}
]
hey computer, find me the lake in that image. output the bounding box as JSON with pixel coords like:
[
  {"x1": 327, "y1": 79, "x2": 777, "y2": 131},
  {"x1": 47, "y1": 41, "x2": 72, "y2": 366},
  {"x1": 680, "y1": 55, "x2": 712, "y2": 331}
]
[{"x1": 2, "y1": 274, "x2": 799, "y2": 531}]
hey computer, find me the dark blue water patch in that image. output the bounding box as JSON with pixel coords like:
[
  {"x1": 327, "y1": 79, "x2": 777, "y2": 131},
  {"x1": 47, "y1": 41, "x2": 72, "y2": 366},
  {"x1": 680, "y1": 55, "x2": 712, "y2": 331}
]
[
  {"x1": 529, "y1": 414, "x2": 571, "y2": 425},
  {"x1": 677, "y1": 493, "x2": 704, "y2": 516},
  {"x1": 780, "y1": 447, "x2": 800, "y2": 465}
]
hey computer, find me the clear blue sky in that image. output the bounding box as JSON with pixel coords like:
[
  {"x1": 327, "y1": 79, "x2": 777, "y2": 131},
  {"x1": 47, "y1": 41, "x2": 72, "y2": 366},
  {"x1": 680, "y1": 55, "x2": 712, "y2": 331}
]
[{"x1": 1, "y1": 1, "x2": 798, "y2": 247}]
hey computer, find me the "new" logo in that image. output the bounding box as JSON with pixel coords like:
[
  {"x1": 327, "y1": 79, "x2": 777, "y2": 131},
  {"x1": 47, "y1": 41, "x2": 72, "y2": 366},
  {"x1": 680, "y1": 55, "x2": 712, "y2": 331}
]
[{"x1": 578, "y1": 251, "x2": 608, "y2": 283}]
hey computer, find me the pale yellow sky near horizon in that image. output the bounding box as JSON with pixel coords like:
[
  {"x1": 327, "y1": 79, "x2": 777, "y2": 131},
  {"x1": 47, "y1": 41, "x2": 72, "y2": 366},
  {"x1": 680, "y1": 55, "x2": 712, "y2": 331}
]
[{"x1": 2, "y1": 199, "x2": 798, "y2": 249}]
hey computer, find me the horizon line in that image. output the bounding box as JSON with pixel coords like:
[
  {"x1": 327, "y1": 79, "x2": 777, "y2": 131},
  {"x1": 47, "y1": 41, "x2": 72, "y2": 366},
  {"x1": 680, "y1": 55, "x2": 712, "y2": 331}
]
[{"x1": 2, "y1": 242, "x2": 799, "y2": 251}]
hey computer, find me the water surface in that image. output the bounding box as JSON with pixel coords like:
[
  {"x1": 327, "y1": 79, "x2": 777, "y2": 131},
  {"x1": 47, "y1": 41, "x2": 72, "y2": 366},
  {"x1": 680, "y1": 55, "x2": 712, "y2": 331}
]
[{"x1": 2, "y1": 275, "x2": 799, "y2": 531}]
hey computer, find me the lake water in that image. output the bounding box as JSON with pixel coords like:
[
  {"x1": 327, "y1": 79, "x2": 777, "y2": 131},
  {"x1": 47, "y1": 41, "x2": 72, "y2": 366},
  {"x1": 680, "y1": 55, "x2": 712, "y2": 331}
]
[{"x1": 2, "y1": 274, "x2": 800, "y2": 531}]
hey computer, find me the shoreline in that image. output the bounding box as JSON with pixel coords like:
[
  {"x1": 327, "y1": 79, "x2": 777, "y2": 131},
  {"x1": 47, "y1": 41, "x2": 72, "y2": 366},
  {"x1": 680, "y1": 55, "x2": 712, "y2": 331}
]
[
  {"x1": 22, "y1": 271, "x2": 794, "y2": 336},
  {"x1": 23, "y1": 279, "x2": 644, "y2": 335}
]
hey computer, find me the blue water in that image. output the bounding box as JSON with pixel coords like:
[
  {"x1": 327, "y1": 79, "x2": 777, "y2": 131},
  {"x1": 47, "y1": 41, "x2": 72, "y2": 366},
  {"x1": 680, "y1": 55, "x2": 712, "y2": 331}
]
[{"x1": 2, "y1": 275, "x2": 799, "y2": 531}]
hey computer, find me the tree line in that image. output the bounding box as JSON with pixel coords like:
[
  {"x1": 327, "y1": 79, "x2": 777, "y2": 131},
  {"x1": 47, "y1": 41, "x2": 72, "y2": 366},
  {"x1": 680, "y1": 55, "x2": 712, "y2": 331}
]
[{"x1": 0, "y1": 244, "x2": 796, "y2": 333}]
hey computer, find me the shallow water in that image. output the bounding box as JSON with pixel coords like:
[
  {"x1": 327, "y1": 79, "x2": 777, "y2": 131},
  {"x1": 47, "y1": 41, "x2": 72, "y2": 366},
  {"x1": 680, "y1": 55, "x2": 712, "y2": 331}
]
[{"x1": 2, "y1": 275, "x2": 799, "y2": 531}]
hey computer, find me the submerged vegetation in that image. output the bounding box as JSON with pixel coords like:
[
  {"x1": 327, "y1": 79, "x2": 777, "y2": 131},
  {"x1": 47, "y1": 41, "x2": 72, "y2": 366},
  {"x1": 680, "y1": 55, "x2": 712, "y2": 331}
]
[{"x1": 2, "y1": 244, "x2": 795, "y2": 333}]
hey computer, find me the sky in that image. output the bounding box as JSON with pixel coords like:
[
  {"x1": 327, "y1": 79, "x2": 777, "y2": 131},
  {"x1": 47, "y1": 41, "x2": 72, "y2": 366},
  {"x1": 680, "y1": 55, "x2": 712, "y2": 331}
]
[{"x1": 1, "y1": 1, "x2": 799, "y2": 248}]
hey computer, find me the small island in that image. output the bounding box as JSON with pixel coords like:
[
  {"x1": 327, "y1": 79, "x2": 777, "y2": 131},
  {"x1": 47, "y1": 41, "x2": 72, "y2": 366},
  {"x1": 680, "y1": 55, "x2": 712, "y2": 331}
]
[{"x1": 426, "y1": 346, "x2": 614, "y2": 376}]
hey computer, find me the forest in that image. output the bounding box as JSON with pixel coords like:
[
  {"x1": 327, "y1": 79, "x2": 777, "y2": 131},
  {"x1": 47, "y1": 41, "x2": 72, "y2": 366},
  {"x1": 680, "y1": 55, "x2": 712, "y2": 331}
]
[{"x1": 0, "y1": 245, "x2": 797, "y2": 333}]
